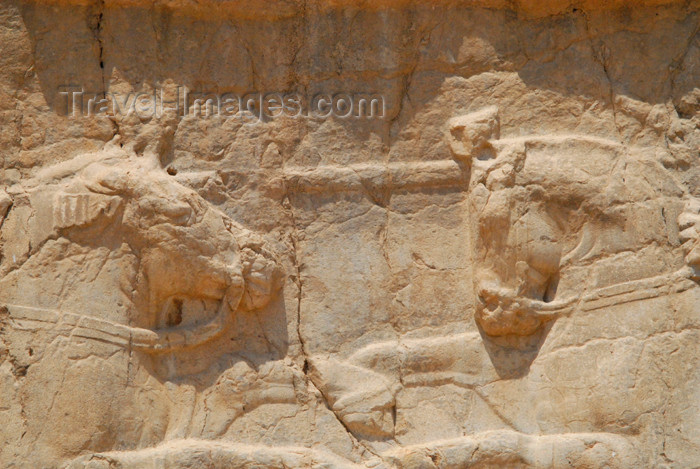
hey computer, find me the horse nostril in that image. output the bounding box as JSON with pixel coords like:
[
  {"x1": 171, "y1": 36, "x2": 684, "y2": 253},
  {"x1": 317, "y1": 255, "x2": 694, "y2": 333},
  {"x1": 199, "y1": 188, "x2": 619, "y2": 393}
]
[{"x1": 542, "y1": 274, "x2": 559, "y2": 303}]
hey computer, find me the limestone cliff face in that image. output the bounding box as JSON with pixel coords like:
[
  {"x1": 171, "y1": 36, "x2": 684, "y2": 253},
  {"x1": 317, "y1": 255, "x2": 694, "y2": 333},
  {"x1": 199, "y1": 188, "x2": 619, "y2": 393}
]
[{"x1": 1, "y1": 1, "x2": 699, "y2": 467}]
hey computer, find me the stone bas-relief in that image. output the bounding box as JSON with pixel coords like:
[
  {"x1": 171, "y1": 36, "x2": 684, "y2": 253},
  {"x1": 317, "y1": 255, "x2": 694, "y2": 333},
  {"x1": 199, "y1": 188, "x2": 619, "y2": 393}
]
[
  {"x1": 1, "y1": 146, "x2": 281, "y2": 351},
  {"x1": 2, "y1": 0, "x2": 700, "y2": 468},
  {"x1": 450, "y1": 107, "x2": 697, "y2": 337},
  {"x1": 308, "y1": 108, "x2": 698, "y2": 467},
  {"x1": 0, "y1": 145, "x2": 303, "y2": 465}
]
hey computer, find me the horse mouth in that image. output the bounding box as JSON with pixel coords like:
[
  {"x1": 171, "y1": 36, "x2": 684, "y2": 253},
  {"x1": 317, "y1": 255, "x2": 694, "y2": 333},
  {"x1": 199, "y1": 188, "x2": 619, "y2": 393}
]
[
  {"x1": 159, "y1": 296, "x2": 223, "y2": 328},
  {"x1": 475, "y1": 283, "x2": 576, "y2": 337},
  {"x1": 132, "y1": 284, "x2": 243, "y2": 353}
]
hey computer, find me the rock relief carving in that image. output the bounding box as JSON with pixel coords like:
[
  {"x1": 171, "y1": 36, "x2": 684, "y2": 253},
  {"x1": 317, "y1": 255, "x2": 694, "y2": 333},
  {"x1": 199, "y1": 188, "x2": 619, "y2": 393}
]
[
  {"x1": 0, "y1": 145, "x2": 281, "y2": 353},
  {"x1": 0, "y1": 146, "x2": 313, "y2": 467},
  {"x1": 448, "y1": 106, "x2": 695, "y2": 337},
  {"x1": 307, "y1": 107, "x2": 698, "y2": 466},
  {"x1": 1, "y1": 113, "x2": 697, "y2": 468},
  {"x1": 275, "y1": 107, "x2": 695, "y2": 340}
]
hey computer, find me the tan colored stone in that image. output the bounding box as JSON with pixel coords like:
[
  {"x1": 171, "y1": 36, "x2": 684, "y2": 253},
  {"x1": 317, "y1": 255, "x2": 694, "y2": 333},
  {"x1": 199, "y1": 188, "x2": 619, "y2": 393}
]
[{"x1": 1, "y1": 1, "x2": 699, "y2": 467}]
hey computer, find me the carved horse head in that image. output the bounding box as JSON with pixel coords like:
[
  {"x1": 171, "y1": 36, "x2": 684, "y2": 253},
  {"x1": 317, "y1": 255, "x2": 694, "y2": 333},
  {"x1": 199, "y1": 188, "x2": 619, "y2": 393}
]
[
  {"x1": 0, "y1": 145, "x2": 281, "y2": 352},
  {"x1": 448, "y1": 107, "x2": 689, "y2": 337}
]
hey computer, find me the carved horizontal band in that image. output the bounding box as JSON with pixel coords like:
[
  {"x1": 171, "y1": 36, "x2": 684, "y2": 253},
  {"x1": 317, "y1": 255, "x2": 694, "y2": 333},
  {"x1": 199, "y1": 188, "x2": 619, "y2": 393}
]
[
  {"x1": 3, "y1": 303, "x2": 229, "y2": 353},
  {"x1": 281, "y1": 160, "x2": 468, "y2": 194}
]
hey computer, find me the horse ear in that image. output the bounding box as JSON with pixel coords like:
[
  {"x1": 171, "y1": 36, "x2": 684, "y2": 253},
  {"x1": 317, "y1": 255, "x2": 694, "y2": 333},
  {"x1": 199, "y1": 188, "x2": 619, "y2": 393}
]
[
  {"x1": 53, "y1": 192, "x2": 122, "y2": 230},
  {"x1": 446, "y1": 106, "x2": 500, "y2": 162}
]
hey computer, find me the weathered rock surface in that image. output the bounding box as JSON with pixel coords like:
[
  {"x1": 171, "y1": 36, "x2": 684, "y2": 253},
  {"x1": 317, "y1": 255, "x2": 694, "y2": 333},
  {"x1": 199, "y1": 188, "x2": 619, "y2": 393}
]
[{"x1": 1, "y1": 0, "x2": 699, "y2": 467}]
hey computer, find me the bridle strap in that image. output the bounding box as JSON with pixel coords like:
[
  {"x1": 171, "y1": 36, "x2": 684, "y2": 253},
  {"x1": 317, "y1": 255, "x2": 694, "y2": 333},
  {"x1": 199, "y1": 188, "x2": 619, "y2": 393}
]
[{"x1": 2, "y1": 303, "x2": 229, "y2": 353}]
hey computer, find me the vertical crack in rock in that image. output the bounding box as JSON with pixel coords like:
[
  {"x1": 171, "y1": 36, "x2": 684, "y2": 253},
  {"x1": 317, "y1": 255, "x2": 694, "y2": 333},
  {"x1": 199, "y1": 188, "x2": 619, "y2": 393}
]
[
  {"x1": 125, "y1": 335, "x2": 133, "y2": 389},
  {"x1": 13, "y1": 74, "x2": 25, "y2": 157},
  {"x1": 387, "y1": 13, "x2": 421, "y2": 140},
  {"x1": 389, "y1": 57, "x2": 418, "y2": 136},
  {"x1": 244, "y1": 44, "x2": 259, "y2": 91},
  {"x1": 89, "y1": 0, "x2": 106, "y2": 99},
  {"x1": 280, "y1": 189, "x2": 305, "y2": 365},
  {"x1": 580, "y1": 9, "x2": 621, "y2": 139},
  {"x1": 669, "y1": 12, "x2": 700, "y2": 99},
  {"x1": 281, "y1": 181, "x2": 389, "y2": 465},
  {"x1": 599, "y1": 51, "x2": 620, "y2": 138}
]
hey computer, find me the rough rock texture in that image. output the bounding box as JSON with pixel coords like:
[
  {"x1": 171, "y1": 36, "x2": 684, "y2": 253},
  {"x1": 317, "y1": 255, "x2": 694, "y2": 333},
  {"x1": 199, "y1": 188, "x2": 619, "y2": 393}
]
[{"x1": 1, "y1": 0, "x2": 700, "y2": 467}]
